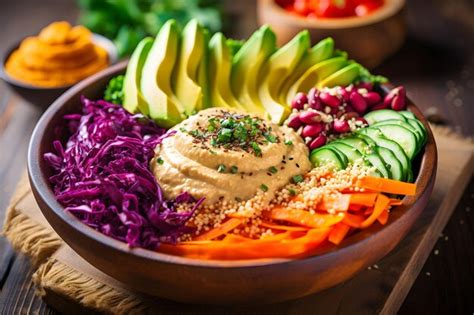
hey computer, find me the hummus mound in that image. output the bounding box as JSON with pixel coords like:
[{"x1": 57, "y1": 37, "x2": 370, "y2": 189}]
[
  {"x1": 151, "y1": 108, "x2": 311, "y2": 205},
  {"x1": 5, "y1": 21, "x2": 109, "y2": 87}
]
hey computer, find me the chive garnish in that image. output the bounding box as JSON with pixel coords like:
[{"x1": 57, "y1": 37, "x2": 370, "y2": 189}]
[
  {"x1": 292, "y1": 175, "x2": 304, "y2": 184},
  {"x1": 217, "y1": 164, "x2": 226, "y2": 173},
  {"x1": 156, "y1": 157, "x2": 164, "y2": 165},
  {"x1": 260, "y1": 184, "x2": 268, "y2": 192},
  {"x1": 284, "y1": 140, "x2": 293, "y2": 146},
  {"x1": 230, "y1": 165, "x2": 238, "y2": 174},
  {"x1": 269, "y1": 166, "x2": 278, "y2": 174}
]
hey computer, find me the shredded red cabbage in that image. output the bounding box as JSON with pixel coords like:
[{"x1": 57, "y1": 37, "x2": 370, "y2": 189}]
[{"x1": 44, "y1": 97, "x2": 202, "y2": 249}]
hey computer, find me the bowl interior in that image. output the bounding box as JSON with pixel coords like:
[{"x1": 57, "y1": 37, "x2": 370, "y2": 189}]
[{"x1": 28, "y1": 61, "x2": 437, "y2": 269}]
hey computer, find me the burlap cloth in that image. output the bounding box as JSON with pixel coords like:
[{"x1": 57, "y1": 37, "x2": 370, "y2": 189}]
[{"x1": 2, "y1": 126, "x2": 473, "y2": 314}]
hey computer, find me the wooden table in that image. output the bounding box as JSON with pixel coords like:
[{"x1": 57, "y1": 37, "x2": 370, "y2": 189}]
[{"x1": 0, "y1": 0, "x2": 472, "y2": 314}]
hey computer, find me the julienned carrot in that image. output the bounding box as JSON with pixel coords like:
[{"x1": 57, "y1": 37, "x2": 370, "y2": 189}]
[
  {"x1": 223, "y1": 234, "x2": 252, "y2": 243},
  {"x1": 266, "y1": 206, "x2": 344, "y2": 228},
  {"x1": 360, "y1": 194, "x2": 390, "y2": 228},
  {"x1": 194, "y1": 218, "x2": 243, "y2": 241},
  {"x1": 159, "y1": 228, "x2": 331, "y2": 260},
  {"x1": 377, "y1": 208, "x2": 389, "y2": 225},
  {"x1": 259, "y1": 221, "x2": 309, "y2": 231},
  {"x1": 355, "y1": 176, "x2": 416, "y2": 195},
  {"x1": 389, "y1": 198, "x2": 403, "y2": 206},
  {"x1": 348, "y1": 193, "x2": 378, "y2": 207},
  {"x1": 318, "y1": 194, "x2": 351, "y2": 211},
  {"x1": 343, "y1": 213, "x2": 365, "y2": 228},
  {"x1": 328, "y1": 223, "x2": 350, "y2": 245}
]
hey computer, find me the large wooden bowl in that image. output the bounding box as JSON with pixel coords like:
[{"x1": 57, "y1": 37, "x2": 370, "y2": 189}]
[
  {"x1": 257, "y1": 0, "x2": 406, "y2": 68},
  {"x1": 28, "y1": 62, "x2": 437, "y2": 305}
]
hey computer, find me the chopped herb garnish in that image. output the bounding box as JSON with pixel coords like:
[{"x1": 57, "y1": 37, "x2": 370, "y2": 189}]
[
  {"x1": 284, "y1": 140, "x2": 293, "y2": 146},
  {"x1": 156, "y1": 157, "x2": 164, "y2": 165},
  {"x1": 217, "y1": 164, "x2": 226, "y2": 173},
  {"x1": 251, "y1": 142, "x2": 262, "y2": 156},
  {"x1": 269, "y1": 166, "x2": 278, "y2": 174},
  {"x1": 230, "y1": 165, "x2": 238, "y2": 174},
  {"x1": 264, "y1": 133, "x2": 278, "y2": 143},
  {"x1": 217, "y1": 128, "x2": 233, "y2": 143},
  {"x1": 260, "y1": 184, "x2": 269, "y2": 192},
  {"x1": 288, "y1": 188, "x2": 297, "y2": 196},
  {"x1": 292, "y1": 175, "x2": 304, "y2": 184},
  {"x1": 179, "y1": 127, "x2": 187, "y2": 133}
]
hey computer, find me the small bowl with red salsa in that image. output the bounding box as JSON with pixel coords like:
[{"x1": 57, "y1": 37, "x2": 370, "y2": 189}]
[{"x1": 257, "y1": 0, "x2": 406, "y2": 68}]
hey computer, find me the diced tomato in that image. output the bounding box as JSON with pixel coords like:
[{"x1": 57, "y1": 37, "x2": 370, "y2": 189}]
[{"x1": 277, "y1": 0, "x2": 384, "y2": 18}]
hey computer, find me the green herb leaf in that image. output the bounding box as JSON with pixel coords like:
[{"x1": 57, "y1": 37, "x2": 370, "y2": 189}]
[
  {"x1": 260, "y1": 184, "x2": 268, "y2": 192},
  {"x1": 284, "y1": 140, "x2": 293, "y2": 146},
  {"x1": 156, "y1": 157, "x2": 164, "y2": 165},
  {"x1": 292, "y1": 175, "x2": 304, "y2": 184},
  {"x1": 268, "y1": 166, "x2": 278, "y2": 174},
  {"x1": 217, "y1": 164, "x2": 226, "y2": 173},
  {"x1": 251, "y1": 142, "x2": 262, "y2": 157},
  {"x1": 230, "y1": 165, "x2": 238, "y2": 174}
]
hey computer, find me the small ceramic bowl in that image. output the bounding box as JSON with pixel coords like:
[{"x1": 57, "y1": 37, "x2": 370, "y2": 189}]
[
  {"x1": 257, "y1": 0, "x2": 406, "y2": 68},
  {"x1": 28, "y1": 62, "x2": 436, "y2": 305},
  {"x1": 0, "y1": 33, "x2": 118, "y2": 108}
]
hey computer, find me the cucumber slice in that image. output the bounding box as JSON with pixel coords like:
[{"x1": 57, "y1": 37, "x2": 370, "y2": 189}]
[
  {"x1": 364, "y1": 109, "x2": 407, "y2": 125},
  {"x1": 327, "y1": 142, "x2": 363, "y2": 163},
  {"x1": 310, "y1": 147, "x2": 345, "y2": 170},
  {"x1": 372, "y1": 124, "x2": 418, "y2": 159},
  {"x1": 399, "y1": 110, "x2": 416, "y2": 120},
  {"x1": 364, "y1": 151, "x2": 391, "y2": 179},
  {"x1": 371, "y1": 119, "x2": 423, "y2": 146},
  {"x1": 375, "y1": 146, "x2": 404, "y2": 181},
  {"x1": 336, "y1": 136, "x2": 372, "y2": 154},
  {"x1": 358, "y1": 127, "x2": 410, "y2": 181},
  {"x1": 329, "y1": 146, "x2": 349, "y2": 166},
  {"x1": 406, "y1": 168, "x2": 414, "y2": 183},
  {"x1": 407, "y1": 118, "x2": 427, "y2": 146}
]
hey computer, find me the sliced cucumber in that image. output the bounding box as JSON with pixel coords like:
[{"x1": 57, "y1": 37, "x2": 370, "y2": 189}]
[
  {"x1": 364, "y1": 109, "x2": 407, "y2": 125},
  {"x1": 327, "y1": 142, "x2": 363, "y2": 163},
  {"x1": 375, "y1": 146, "x2": 404, "y2": 181},
  {"x1": 407, "y1": 168, "x2": 414, "y2": 183},
  {"x1": 371, "y1": 119, "x2": 423, "y2": 147},
  {"x1": 357, "y1": 127, "x2": 410, "y2": 181},
  {"x1": 372, "y1": 124, "x2": 418, "y2": 159},
  {"x1": 310, "y1": 147, "x2": 345, "y2": 170},
  {"x1": 337, "y1": 136, "x2": 372, "y2": 154},
  {"x1": 329, "y1": 146, "x2": 349, "y2": 166},
  {"x1": 407, "y1": 118, "x2": 427, "y2": 146},
  {"x1": 399, "y1": 110, "x2": 416, "y2": 120}
]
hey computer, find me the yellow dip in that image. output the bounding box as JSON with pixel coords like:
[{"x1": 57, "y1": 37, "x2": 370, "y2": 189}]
[{"x1": 5, "y1": 21, "x2": 109, "y2": 87}]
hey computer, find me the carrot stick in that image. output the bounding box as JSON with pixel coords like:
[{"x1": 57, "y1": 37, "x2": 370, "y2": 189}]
[
  {"x1": 355, "y1": 176, "x2": 416, "y2": 195},
  {"x1": 364, "y1": 207, "x2": 373, "y2": 215},
  {"x1": 377, "y1": 208, "x2": 389, "y2": 225},
  {"x1": 389, "y1": 198, "x2": 403, "y2": 206},
  {"x1": 318, "y1": 194, "x2": 351, "y2": 211},
  {"x1": 328, "y1": 223, "x2": 351, "y2": 245},
  {"x1": 259, "y1": 221, "x2": 309, "y2": 231},
  {"x1": 348, "y1": 204, "x2": 364, "y2": 212},
  {"x1": 223, "y1": 234, "x2": 253, "y2": 243},
  {"x1": 360, "y1": 194, "x2": 390, "y2": 228},
  {"x1": 194, "y1": 218, "x2": 243, "y2": 241},
  {"x1": 348, "y1": 193, "x2": 378, "y2": 207},
  {"x1": 266, "y1": 206, "x2": 344, "y2": 228},
  {"x1": 342, "y1": 213, "x2": 365, "y2": 228}
]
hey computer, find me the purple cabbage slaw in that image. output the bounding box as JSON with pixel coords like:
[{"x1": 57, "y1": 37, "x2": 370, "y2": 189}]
[{"x1": 44, "y1": 97, "x2": 203, "y2": 249}]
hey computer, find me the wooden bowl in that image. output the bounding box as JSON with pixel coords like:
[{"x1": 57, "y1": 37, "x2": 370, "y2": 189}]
[
  {"x1": 257, "y1": 0, "x2": 406, "y2": 68},
  {"x1": 28, "y1": 62, "x2": 436, "y2": 305},
  {"x1": 0, "y1": 33, "x2": 118, "y2": 108}
]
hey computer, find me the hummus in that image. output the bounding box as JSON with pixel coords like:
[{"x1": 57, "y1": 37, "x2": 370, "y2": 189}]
[{"x1": 151, "y1": 108, "x2": 311, "y2": 205}]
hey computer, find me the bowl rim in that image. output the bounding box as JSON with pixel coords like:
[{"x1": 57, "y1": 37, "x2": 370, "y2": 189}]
[
  {"x1": 0, "y1": 32, "x2": 118, "y2": 91},
  {"x1": 28, "y1": 61, "x2": 437, "y2": 269},
  {"x1": 258, "y1": 0, "x2": 406, "y2": 29}
]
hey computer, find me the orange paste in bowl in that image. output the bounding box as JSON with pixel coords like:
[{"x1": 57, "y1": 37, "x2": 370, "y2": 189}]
[{"x1": 5, "y1": 21, "x2": 109, "y2": 87}]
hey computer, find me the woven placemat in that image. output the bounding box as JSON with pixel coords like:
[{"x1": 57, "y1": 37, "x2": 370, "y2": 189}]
[{"x1": 2, "y1": 126, "x2": 473, "y2": 314}]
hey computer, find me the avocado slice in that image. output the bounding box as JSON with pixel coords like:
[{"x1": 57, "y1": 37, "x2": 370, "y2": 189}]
[
  {"x1": 258, "y1": 30, "x2": 310, "y2": 123},
  {"x1": 122, "y1": 37, "x2": 153, "y2": 115},
  {"x1": 172, "y1": 19, "x2": 207, "y2": 115},
  {"x1": 231, "y1": 25, "x2": 276, "y2": 118},
  {"x1": 317, "y1": 62, "x2": 361, "y2": 88},
  {"x1": 286, "y1": 56, "x2": 348, "y2": 104},
  {"x1": 279, "y1": 37, "x2": 334, "y2": 104},
  {"x1": 141, "y1": 20, "x2": 185, "y2": 128},
  {"x1": 197, "y1": 28, "x2": 211, "y2": 109},
  {"x1": 208, "y1": 32, "x2": 245, "y2": 110}
]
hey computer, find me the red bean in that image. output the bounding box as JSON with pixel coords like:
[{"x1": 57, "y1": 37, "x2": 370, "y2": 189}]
[
  {"x1": 340, "y1": 88, "x2": 351, "y2": 102},
  {"x1": 333, "y1": 119, "x2": 350, "y2": 133},
  {"x1": 299, "y1": 111, "x2": 321, "y2": 124},
  {"x1": 320, "y1": 92, "x2": 341, "y2": 108},
  {"x1": 349, "y1": 91, "x2": 368, "y2": 114},
  {"x1": 302, "y1": 123, "x2": 324, "y2": 138},
  {"x1": 287, "y1": 115, "x2": 302, "y2": 129},
  {"x1": 371, "y1": 103, "x2": 390, "y2": 110},
  {"x1": 364, "y1": 92, "x2": 382, "y2": 106},
  {"x1": 356, "y1": 81, "x2": 373, "y2": 91},
  {"x1": 391, "y1": 94, "x2": 406, "y2": 110},
  {"x1": 291, "y1": 92, "x2": 308, "y2": 110},
  {"x1": 308, "y1": 89, "x2": 322, "y2": 110},
  {"x1": 383, "y1": 86, "x2": 405, "y2": 108},
  {"x1": 309, "y1": 134, "x2": 327, "y2": 150}
]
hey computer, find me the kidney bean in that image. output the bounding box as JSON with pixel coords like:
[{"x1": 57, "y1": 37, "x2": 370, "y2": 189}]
[
  {"x1": 364, "y1": 92, "x2": 382, "y2": 106},
  {"x1": 302, "y1": 123, "x2": 324, "y2": 138},
  {"x1": 291, "y1": 92, "x2": 308, "y2": 110},
  {"x1": 391, "y1": 94, "x2": 406, "y2": 110},
  {"x1": 333, "y1": 119, "x2": 351, "y2": 133},
  {"x1": 287, "y1": 115, "x2": 302, "y2": 129},
  {"x1": 349, "y1": 91, "x2": 368, "y2": 114},
  {"x1": 320, "y1": 92, "x2": 341, "y2": 108},
  {"x1": 299, "y1": 111, "x2": 321, "y2": 124},
  {"x1": 309, "y1": 134, "x2": 327, "y2": 150}
]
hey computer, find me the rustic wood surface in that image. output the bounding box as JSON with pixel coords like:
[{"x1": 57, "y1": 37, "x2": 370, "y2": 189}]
[{"x1": 0, "y1": 0, "x2": 473, "y2": 314}]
